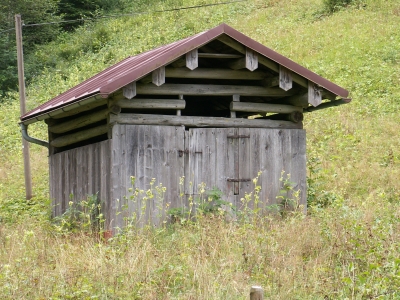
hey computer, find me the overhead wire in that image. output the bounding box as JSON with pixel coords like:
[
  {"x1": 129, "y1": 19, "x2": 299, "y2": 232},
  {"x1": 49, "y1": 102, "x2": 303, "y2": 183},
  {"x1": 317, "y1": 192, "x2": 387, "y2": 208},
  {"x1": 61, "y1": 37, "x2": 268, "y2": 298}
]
[{"x1": 0, "y1": 0, "x2": 246, "y2": 33}]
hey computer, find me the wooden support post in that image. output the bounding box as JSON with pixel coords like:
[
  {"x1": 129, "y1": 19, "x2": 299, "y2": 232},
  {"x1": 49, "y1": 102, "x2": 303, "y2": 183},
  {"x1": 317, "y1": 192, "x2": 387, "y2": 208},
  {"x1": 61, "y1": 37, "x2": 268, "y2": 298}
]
[
  {"x1": 123, "y1": 82, "x2": 136, "y2": 99},
  {"x1": 246, "y1": 48, "x2": 258, "y2": 71},
  {"x1": 186, "y1": 49, "x2": 198, "y2": 70},
  {"x1": 152, "y1": 66, "x2": 165, "y2": 86},
  {"x1": 177, "y1": 95, "x2": 183, "y2": 116},
  {"x1": 279, "y1": 65, "x2": 292, "y2": 91},
  {"x1": 308, "y1": 81, "x2": 322, "y2": 107},
  {"x1": 15, "y1": 14, "x2": 32, "y2": 200},
  {"x1": 230, "y1": 94, "x2": 240, "y2": 118},
  {"x1": 250, "y1": 286, "x2": 264, "y2": 300}
]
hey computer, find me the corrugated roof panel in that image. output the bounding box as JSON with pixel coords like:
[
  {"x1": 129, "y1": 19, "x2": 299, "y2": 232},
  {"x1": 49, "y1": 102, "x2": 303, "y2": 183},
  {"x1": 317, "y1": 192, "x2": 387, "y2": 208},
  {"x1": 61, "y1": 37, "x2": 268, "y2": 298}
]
[{"x1": 21, "y1": 23, "x2": 349, "y2": 122}]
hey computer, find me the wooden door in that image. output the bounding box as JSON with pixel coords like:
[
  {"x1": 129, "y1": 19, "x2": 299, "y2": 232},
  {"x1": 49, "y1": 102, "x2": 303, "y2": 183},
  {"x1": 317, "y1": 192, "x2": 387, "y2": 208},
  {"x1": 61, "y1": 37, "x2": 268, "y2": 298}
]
[{"x1": 184, "y1": 128, "x2": 306, "y2": 212}]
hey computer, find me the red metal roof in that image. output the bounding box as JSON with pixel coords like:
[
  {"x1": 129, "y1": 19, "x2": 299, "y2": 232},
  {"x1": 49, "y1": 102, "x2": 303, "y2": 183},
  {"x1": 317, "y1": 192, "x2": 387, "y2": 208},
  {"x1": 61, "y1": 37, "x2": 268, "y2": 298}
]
[{"x1": 21, "y1": 23, "x2": 349, "y2": 122}]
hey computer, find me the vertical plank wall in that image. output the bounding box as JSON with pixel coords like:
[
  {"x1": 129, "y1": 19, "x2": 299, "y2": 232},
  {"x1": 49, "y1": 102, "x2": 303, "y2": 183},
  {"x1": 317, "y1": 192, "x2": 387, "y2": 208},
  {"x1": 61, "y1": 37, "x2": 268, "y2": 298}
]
[
  {"x1": 111, "y1": 124, "x2": 185, "y2": 230},
  {"x1": 49, "y1": 140, "x2": 111, "y2": 224}
]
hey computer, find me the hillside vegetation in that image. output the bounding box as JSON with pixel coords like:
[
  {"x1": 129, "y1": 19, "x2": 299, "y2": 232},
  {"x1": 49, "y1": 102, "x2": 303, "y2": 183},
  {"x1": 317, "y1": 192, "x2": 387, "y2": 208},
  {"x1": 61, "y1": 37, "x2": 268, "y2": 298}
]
[{"x1": 0, "y1": 0, "x2": 399, "y2": 298}]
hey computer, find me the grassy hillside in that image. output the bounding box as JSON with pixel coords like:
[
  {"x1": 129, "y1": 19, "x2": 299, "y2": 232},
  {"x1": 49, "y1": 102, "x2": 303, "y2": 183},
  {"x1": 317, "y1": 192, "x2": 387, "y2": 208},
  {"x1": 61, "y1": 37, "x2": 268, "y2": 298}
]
[{"x1": 0, "y1": 0, "x2": 399, "y2": 298}]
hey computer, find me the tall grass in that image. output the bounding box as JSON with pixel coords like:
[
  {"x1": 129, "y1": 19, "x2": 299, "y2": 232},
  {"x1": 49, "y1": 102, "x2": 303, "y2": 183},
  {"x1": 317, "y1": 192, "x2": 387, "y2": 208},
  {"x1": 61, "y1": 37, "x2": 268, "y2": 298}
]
[{"x1": 0, "y1": 0, "x2": 400, "y2": 298}]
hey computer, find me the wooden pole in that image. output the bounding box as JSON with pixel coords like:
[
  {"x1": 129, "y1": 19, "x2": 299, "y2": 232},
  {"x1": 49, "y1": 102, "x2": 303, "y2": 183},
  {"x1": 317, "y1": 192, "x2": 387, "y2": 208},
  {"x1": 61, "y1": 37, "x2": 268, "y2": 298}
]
[
  {"x1": 15, "y1": 14, "x2": 32, "y2": 200},
  {"x1": 250, "y1": 286, "x2": 264, "y2": 300}
]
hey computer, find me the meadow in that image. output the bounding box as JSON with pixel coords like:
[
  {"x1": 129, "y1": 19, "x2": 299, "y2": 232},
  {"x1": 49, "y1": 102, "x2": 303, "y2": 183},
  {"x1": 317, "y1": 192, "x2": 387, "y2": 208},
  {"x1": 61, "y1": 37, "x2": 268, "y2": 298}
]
[{"x1": 0, "y1": 0, "x2": 399, "y2": 298}]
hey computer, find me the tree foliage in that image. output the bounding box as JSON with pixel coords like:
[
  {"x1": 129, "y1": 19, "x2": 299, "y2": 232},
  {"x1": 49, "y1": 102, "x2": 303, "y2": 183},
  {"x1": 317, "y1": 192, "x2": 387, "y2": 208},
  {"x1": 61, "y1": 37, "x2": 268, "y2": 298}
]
[{"x1": 0, "y1": 0, "x2": 61, "y2": 97}]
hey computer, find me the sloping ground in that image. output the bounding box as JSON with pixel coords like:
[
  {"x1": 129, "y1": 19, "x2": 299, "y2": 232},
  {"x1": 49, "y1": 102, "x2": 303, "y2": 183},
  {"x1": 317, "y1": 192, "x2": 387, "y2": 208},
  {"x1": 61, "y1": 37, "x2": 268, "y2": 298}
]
[{"x1": 0, "y1": 0, "x2": 399, "y2": 298}]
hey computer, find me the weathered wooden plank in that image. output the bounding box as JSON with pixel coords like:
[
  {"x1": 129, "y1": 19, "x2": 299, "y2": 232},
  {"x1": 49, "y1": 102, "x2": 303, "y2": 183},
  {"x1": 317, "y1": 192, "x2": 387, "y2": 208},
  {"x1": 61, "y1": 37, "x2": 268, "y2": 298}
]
[
  {"x1": 100, "y1": 140, "x2": 111, "y2": 230},
  {"x1": 198, "y1": 53, "x2": 243, "y2": 58},
  {"x1": 246, "y1": 48, "x2": 258, "y2": 71},
  {"x1": 152, "y1": 66, "x2": 165, "y2": 86},
  {"x1": 136, "y1": 83, "x2": 296, "y2": 97},
  {"x1": 140, "y1": 68, "x2": 268, "y2": 85},
  {"x1": 116, "y1": 98, "x2": 186, "y2": 110},
  {"x1": 110, "y1": 113, "x2": 303, "y2": 129},
  {"x1": 110, "y1": 124, "x2": 125, "y2": 231},
  {"x1": 164, "y1": 68, "x2": 267, "y2": 80},
  {"x1": 289, "y1": 130, "x2": 306, "y2": 209},
  {"x1": 279, "y1": 65, "x2": 293, "y2": 91},
  {"x1": 238, "y1": 128, "x2": 252, "y2": 202},
  {"x1": 123, "y1": 82, "x2": 136, "y2": 99},
  {"x1": 230, "y1": 102, "x2": 302, "y2": 114},
  {"x1": 50, "y1": 124, "x2": 108, "y2": 148},
  {"x1": 186, "y1": 49, "x2": 198, "y2": 70},
  {"x1": 49, "y1": 108, "x2": 109, "y2": 134},
  {"x1": 308, "y1": 81, "x2": 322, "y2": 107}
]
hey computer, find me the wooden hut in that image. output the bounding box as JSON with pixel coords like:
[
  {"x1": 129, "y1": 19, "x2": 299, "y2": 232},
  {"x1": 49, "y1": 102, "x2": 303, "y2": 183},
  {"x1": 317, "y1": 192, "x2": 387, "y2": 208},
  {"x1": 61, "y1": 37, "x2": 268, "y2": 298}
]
[{"x1": 20, "y1": 24, "x2": 350, "y2": 230}]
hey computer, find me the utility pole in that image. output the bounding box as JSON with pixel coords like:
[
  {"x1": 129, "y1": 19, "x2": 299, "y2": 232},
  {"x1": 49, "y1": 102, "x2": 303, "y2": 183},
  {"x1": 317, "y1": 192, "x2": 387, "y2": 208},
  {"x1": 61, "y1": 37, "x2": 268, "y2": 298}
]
[{"x1": 15, "y1": 14, "x2": 32, "y2": 200}]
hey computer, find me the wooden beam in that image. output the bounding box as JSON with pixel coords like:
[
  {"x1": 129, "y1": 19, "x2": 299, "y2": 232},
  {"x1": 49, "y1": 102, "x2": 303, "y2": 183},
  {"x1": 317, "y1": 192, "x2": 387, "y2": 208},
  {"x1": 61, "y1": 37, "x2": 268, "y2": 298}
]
[
  {"x1": 109, "y1": 113, "x2": 302, "y2": 129},
  {"x1": 308, "y1": 81, "x2": 322, "y2": 107},
  {"x1": 230, "y1": 102, "x2": 302, "y2": 114},
  {"x1": 152, "y1": 66, "x2": 165, "y2": 86},
  {"x1": 304, "y1": 98, "x2": 351, "y2": 112},
  {"x1": 165, "y1": 68, "x2": 267, "y2": 80},
  {"x1": 50, "y1": 124, "x2": 108, "y2": 148},
  {"x1": 136, "y1": 83, "x2": 296, "y2": 97},
  {"x1": 264, "y1": 111, "x2": 304, "y2": 123},
  {"x1": 284, "y1": 93, "x2": 308, "y2": 107},
  {"x1": 123, "y1": 82, "x2": 136, "y2": 99},
  {"x1": 246, "y1": 48, "x2": 258, "y2": 71},
  {"x1": 116, "y1": 98, "x2": 185, "y2": 110},
  {"x1": 279, "y1": 65, "x2": 292, "y2": 91},
  {"x1": 198, "y1": 53, "x2": 243, "y2": 58},
  {"x1": 261, "y1": 76, "x2": 279, "y2": 87},
  {"x1": 49, "y1": 108, "x2": 110, "y2": 134},
  {"x1": 51, "y1": 98, "x2": 107, "y2": 119},
  {"x1": 186, "y1": 49, "x2": 198, "y2": 70},
  {"x1": 228, "y1": 57, "x2": 246, "y2": 70}
]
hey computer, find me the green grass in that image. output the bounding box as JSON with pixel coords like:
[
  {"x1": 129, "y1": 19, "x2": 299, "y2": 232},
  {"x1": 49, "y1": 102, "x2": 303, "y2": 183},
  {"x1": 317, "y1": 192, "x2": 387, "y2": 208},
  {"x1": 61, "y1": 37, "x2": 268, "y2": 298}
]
[{"x1": 0, "y1": 0, "x2": 400, "y2": 298}]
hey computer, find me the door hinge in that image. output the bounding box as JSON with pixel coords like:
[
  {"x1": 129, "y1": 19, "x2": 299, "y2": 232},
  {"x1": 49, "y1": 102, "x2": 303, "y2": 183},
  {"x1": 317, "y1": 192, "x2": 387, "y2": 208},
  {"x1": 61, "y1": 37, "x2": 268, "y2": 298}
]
[
  {"x1": 227, "y1": 135, "x2": 250, "y2": 139},
  {"x1": 178, "y1": 149, "x2": 189, "y2": 157},
  {"x1": 227, "y1": 178, "x2": 251, "y2": 182}
]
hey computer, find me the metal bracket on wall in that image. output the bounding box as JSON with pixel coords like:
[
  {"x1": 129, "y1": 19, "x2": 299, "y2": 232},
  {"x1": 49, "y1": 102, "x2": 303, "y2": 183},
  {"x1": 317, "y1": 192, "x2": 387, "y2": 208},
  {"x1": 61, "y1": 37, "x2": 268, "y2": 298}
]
[
  {"x1": 227, "y1": 178, "x2": 251, "y2": 182},
  {"x1": 227, "y1": 135, "x2": 250, "y2": 139}
]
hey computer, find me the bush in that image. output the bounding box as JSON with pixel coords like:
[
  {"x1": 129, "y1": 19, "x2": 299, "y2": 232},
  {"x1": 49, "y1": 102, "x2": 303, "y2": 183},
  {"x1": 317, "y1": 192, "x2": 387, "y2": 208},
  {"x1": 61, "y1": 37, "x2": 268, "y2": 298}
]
[{"x1": 323, "y1": 0, "x2": 365, "y2": 12}]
